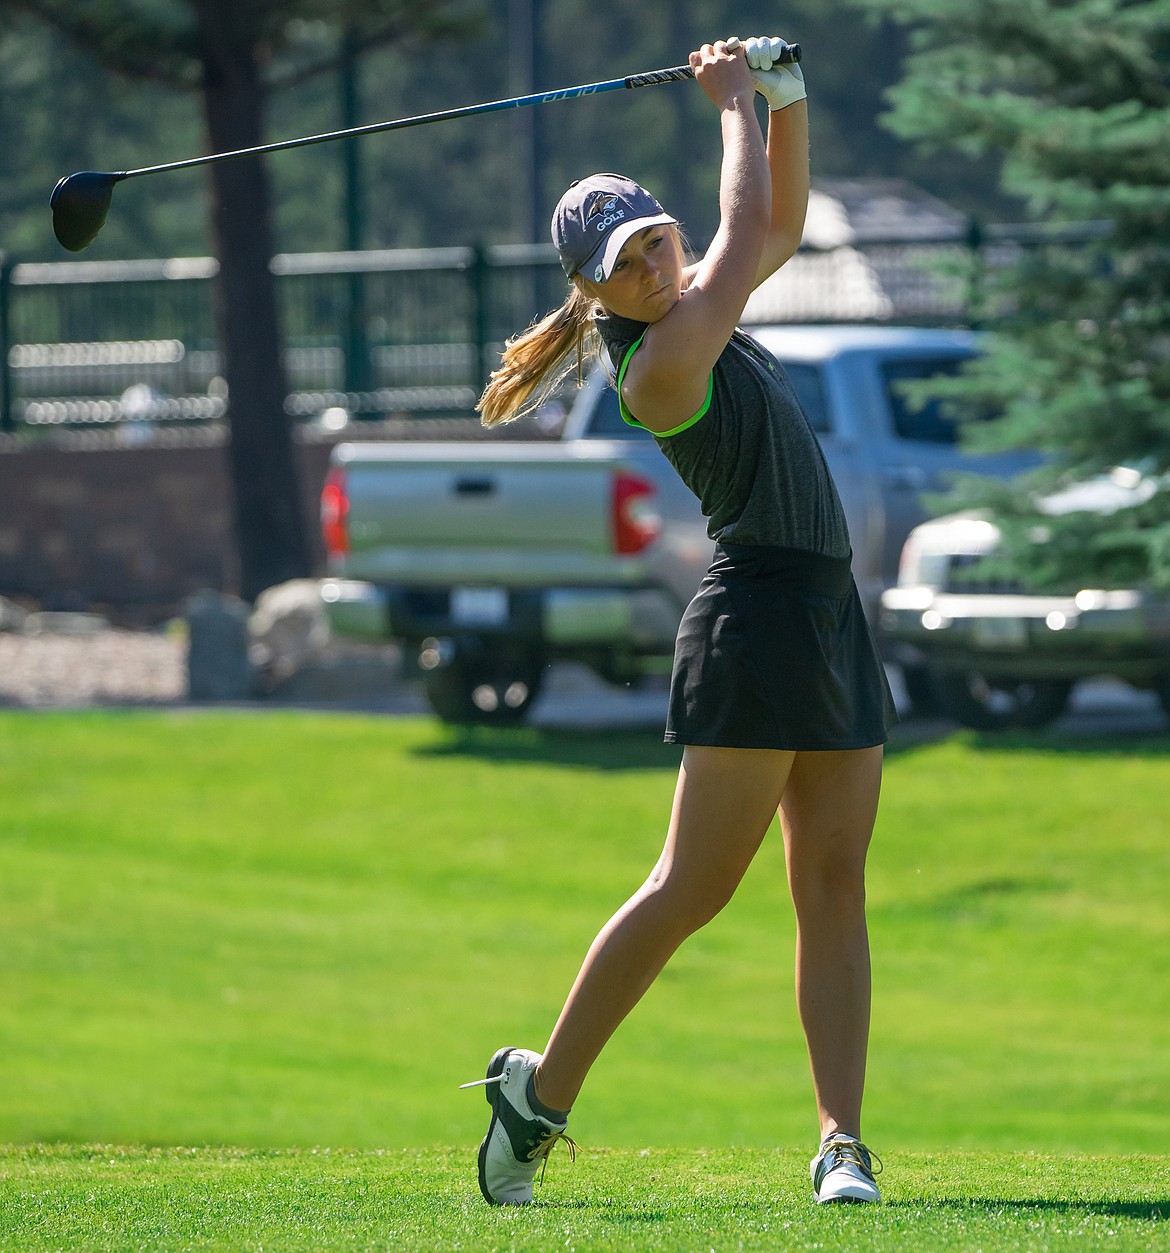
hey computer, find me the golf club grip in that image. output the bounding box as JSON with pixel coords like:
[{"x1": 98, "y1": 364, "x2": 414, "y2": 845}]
[{"x1": 626, "y1": 42, "x2": 801, "y2": 89}]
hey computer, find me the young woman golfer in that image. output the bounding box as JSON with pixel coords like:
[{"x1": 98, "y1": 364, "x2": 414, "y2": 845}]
[{"x1": 465, "y1": 35, "x2": 896, "y2": 1207}]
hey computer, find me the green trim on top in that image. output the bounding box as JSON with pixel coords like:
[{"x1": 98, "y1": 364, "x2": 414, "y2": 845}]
[
  {"x1": 614, "y1": 334, "x2": 714, "y2": 439},
  {"x1": 614, "y1": 333, "x2": 648, "y2": 430}
]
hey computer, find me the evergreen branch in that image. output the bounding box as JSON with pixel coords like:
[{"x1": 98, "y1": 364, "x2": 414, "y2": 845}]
[{"x1": 8, "y1": 0, "x2": 201, "y2": 88}]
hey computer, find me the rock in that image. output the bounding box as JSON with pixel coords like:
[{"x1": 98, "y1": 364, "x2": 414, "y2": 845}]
[
  {"x1": 23, "y1": 611, "x2": 110, "y2": 637},
  {"x1": 248, "y1": 579, "x2": 332, "y2": 692},
  {"x1": 0, "y1": 596, "x2": 28, "y2": 633}
]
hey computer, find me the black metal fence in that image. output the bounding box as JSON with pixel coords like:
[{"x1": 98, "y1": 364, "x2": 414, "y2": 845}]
[{"x1": 0, "y1": 226, "x2": 1105, "y2": 434}]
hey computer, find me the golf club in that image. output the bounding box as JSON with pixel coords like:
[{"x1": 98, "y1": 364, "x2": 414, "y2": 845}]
[{"x1": 50, "y1": 39, "x2": 799, "y2": 252}]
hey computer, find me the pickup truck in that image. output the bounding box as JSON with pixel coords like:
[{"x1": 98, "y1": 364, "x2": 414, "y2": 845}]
[
  {"x1": 320, "y1": 323, "x2": 1038, "y2": 724},
  {"x1": 879, "y1": 467, "x2": 1170, "y2": 730}
]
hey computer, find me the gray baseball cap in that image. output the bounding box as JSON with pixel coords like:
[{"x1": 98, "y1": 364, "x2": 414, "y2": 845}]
[{"x1": 551, "y1": 173, "x2": 677, "y2": 283}]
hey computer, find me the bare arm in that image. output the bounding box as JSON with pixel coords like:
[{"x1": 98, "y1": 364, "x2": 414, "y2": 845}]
[
  {"x1": 737, "y1": 39, "x2": 810, "y2": 286},
  {"x1": 621, "y1": 42, "x2": 770, "y2": 432},
  {"x1": 753, "y1": 99, "x2": 809, "y2": 286}
]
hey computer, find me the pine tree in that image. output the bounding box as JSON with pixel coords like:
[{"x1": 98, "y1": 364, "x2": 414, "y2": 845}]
[{"x1": 862, "y1": 0, "x2": 1170, "y2": 592}]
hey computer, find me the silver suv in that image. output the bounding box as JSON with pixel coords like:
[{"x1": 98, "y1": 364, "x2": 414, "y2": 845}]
[{"x1": 880, "y1": 468, "x2": 1170, "y2": 729}]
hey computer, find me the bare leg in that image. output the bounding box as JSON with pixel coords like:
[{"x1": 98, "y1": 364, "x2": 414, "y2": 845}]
[
  {"x1": 779, "y1": 746, "x2": 883, "y2": 1142},
  {"x1": 534, "y1": 745, "x2": 794, "y2": 1112}
]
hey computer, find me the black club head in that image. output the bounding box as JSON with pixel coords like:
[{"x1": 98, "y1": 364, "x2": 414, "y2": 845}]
[{"x1": 50, "y1": 171, "x2": 126, "y2": 252}]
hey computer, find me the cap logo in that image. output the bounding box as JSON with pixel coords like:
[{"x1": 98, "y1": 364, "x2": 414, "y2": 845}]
[{"x1": 586, "y1": 193, "x2": 626, "y2": 235}]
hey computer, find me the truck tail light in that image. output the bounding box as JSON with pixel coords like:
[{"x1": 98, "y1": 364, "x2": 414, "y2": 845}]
[
  {"x1": 612, "y1": 472, "x2": 661, "y2": 555},
  {"x1": 321, "y1": 466, "x2": 350, "y2": 559}
]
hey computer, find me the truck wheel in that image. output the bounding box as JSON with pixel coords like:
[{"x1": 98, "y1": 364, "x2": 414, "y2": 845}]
[
  {"x1": 900, "y1": 665, "x2": 941, "y2": 717},
  {"x1": 934, "y1": 671, "x2": 1072, "y2": 732},
  {"x1": 423, "y1": 649, "x2": 545, "y2": 725},
  {"x1": 1155, "y1": 675, "x2": 1170, "y2": 724}
]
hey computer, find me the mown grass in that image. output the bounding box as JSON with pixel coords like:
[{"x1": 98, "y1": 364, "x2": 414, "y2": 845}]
[
  {"x1": 0, "y1": 1144, "x2": 1165, "y2": 1251},
  {"x1": 0, "y1": 710, "x2": 1167, "y2": 1248}
]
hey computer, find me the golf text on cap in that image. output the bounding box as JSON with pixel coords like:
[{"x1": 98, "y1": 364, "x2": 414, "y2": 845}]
[{"x1": 587, "y1": 196, "x2": 627, "y2": 280}]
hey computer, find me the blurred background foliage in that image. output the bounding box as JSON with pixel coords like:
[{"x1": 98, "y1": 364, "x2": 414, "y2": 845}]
[
  {"x1": 1, "y1": 0, "x2": 1018, "y2": 263},
  {"x1": 857, "y1": 0, "x2": 1170, "y2": 592}
]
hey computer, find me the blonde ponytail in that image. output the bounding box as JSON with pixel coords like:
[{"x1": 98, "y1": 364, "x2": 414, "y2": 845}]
[{"x1": 478, "y1": 284, "x2": 601, "y2": 428}]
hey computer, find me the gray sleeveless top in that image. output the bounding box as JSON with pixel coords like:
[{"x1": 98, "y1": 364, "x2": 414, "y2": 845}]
[{"x1": 596, "y1": 312, "x2": 851, "y2": 557}]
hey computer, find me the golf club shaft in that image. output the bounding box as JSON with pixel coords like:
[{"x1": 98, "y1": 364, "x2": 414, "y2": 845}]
[{"x1": 116, "y1": 47, "x2": 799, "y2": 181}]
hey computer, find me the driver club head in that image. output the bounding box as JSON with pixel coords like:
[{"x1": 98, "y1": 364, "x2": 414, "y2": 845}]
[{"x1": 50, "y1": 170, "x2": 127, "y2": 252}]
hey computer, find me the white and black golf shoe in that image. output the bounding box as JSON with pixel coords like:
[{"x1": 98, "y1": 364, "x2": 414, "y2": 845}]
[
  {"x1": 810, "y1": 1132, "x2": 882, "y2": 1204},
  {"x1": 462, "y1": 1046, "x2": 575, "y2": 1205}
]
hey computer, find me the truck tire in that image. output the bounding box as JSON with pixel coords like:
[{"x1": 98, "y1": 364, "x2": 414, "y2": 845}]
[
  {"x1": 934, "y1": 671, "x2": 1072, "y2": 732},
  {"x1": 423, "y1": 647, "x2": 545, "y2": 725},
  {"x1": 1155, "y1": 675, "x2": 1170, "y2": 724},
  {"x1": 900, "y1": 665, "x2": 941, "y2": 716}
]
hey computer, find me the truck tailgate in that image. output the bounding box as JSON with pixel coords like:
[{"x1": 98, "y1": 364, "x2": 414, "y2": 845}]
[{"x1": 334, "y1": 441, "x2": 647, "y2": 586}]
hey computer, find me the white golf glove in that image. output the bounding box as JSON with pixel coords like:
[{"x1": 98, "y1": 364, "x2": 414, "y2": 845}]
[{"x1": 743, "y1": 35, "x2": 806, "y2": 111}]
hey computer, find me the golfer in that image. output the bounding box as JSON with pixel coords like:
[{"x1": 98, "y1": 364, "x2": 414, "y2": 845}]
[{"x1": 468, "y1": 36, "x2": 895, "y2": 1207}]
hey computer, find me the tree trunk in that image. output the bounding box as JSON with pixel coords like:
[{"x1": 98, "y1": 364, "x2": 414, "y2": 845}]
[{"x1": 197, "y1": 6, "x2": 310, "y2": 602}]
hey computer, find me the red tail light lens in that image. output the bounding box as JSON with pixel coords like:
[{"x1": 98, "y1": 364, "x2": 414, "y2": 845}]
[
  {"x1": 321, "y1": 466, "x2": 350, "y2": 559},
  {"x1": 612, "y1": 472, "x2": 660, "y2": 555}
]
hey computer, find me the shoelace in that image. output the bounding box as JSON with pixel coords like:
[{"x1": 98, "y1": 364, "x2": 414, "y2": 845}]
[
  {"x1": 530, "y1": 1128, "x2": 579, "y2": 1182},
  {"x1": 459, "y1": 1071, "x2": 579, "y2": 1181},
  {"x1": 823, "y1": 1138, "x2": 882, "y2": 1179}
]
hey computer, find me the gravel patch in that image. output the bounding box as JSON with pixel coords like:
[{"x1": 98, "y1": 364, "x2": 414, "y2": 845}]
[
  {"x1": 0, "y1": 629, "x2": 187, "y2": 709},
  {"x1": 0, "y1": 620, "x2": 416, "y2": 713}
]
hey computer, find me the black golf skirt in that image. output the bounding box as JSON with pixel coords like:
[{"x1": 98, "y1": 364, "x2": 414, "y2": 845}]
[{"x1": 664, "y1": 543, "x2": 898, "y2": 751}]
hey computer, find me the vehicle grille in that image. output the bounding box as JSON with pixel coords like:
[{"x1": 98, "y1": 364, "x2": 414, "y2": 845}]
[{"x1": 943, "y1": 552, "x2": 1028, "y2": 595}]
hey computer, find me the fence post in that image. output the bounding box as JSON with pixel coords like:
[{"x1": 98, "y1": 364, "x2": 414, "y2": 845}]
[
  {"x1": 340, "y1": 29, "x2": 374, "y2": 419},
  {"x1": 470, "y1": 244, "x2": 490, "y2": 398},
  {"x1": 965, "y1": 216, "x2": 985, "y2": 329},
  {"x1": 0, "y1": 253, "x2": 12, "y2": 433},
  {"x1": 343, "y1": 269, "x2": 373, "y2": 416}
]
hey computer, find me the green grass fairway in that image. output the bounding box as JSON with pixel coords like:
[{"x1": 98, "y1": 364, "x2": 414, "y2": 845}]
[
  {"x1": 1, "y1": 710, "x2": 1167, "y2": 1248},
  {"x1": 0, "y1": 1145, "x2": 1165, "y2": 1251}
]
